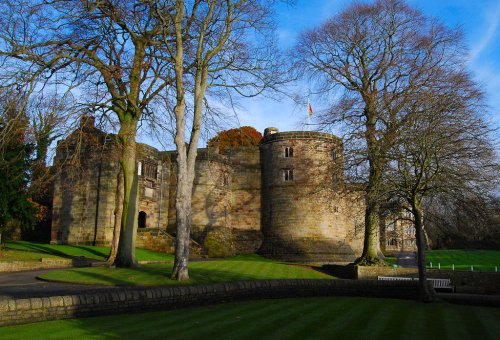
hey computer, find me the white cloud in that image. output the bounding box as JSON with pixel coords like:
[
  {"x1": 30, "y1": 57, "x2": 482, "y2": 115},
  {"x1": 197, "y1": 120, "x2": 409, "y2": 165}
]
[{"x1": 469, "y1": 2, "x2": 500, "y2": 62}]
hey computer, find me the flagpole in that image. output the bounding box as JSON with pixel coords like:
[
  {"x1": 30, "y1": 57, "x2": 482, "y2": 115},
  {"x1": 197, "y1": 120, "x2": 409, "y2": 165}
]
[
  {"x1": 307, "y1": 98, "x2": 312, "y2": 131},
  {"x1": 307, "y1": 97, "x2": 312, "y2": 131},
  {"x1": 307, "y1": 107, "x2": 310, "y2": 131}
]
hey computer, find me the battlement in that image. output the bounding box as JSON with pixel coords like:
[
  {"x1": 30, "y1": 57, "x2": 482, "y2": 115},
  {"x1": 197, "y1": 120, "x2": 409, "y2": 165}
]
[{"x1": 260, "y1": 130, "x2": 341, "y2": 145}]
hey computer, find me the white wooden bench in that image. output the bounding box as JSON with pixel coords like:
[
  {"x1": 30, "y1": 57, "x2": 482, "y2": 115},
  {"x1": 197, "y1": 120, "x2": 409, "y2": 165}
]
[
  {"x1": 377, "y1": 276, "x2": 455, "y2": 292},
  {"x1": 427, "y1": 278, "x2": 455, "y2": 292}
]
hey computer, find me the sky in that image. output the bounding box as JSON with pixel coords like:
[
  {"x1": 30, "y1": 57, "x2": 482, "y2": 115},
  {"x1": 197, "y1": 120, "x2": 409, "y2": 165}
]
[{"x1": 225, "y1": 0, "x2": 500, "y2": 138}]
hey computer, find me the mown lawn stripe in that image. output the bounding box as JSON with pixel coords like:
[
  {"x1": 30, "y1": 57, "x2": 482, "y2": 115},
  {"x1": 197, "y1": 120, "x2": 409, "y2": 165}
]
[
  {"x1": 442, "y1": 305, "x2": 471, "y2": 339},
  {"x1": 182, "y1": 298, "x2": 305, "y2": 339},
  {"x1": 474, "y1": 306, "x2": 500, "y2": 339},
  {"x1": 1, "y1": 297, "x2": 499, "y2": 339},
  {"x1": 265, "y1": 297, "x2": 351, "y2": 339},
  {"x1": 351, "y1": 298, "x2": 400, "y2": 339},
  {"x1": 456, "y1": 305, "x2": 497, "y2": 339},
  {"x1": 157, "y1": 299, "x2": 285, "y2": 338},
  {"x1": 237, "y1": 298, "x2": 328, "y2": 339}
]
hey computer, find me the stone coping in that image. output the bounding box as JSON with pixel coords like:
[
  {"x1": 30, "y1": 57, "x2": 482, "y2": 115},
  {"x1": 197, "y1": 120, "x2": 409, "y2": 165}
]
[
  {"x1": 260, "y1": 131, "x2": 341, "y2": 145},
  {"x1": 0, "y1": 258, "x2": 74, "y2": 272},
  {"x1": 0, "y1": 279, "x2": 419, "y2": 326}
]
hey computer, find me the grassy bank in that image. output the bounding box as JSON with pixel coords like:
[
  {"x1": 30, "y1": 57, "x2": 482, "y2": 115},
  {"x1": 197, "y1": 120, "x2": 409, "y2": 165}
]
[
  {"x1": 426, "y1": 249, "x2": 500, "y2": 272},
  {"x1": 5, "y1": 241, "x2": 174, "y2": 262},
  {"x1": 39, "y1": 255, "x2": 330, "y2": 286}
]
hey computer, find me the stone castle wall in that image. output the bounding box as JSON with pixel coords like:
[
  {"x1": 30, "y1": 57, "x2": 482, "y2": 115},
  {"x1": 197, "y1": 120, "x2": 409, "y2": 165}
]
[
  {"x1": 258, "y1": 131, "x2": 365, "y2": 262},
  {"x1": 51, "y1": 121, "x2": 263, "y2": 256},
  {"x1": 51, "y1": 122, "x2": 407, "y2": 262}
]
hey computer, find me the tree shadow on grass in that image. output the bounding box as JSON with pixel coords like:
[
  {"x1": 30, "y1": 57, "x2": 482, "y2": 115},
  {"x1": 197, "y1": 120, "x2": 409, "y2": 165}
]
[
  {"x1": 40, "y1": 264, "x2": 307, "y2": 287},
  {"x1": 9, "y1": 242, "x2": 71, "y2": 258},
  {"x1": 41, "y1": 267, "x2": 169, "y2": 286},
  {"x1": 69, "y1": 245, "x2": 108, "y2": 259},
  {"x1": 7, "y1": 242, "x2": 108, "y2": 260}
]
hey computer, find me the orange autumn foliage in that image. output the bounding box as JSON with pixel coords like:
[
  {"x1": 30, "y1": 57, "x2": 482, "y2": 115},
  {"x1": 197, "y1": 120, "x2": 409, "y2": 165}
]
[{"x1": 207, "y1": 126, "x2": 262, "y2": 154}]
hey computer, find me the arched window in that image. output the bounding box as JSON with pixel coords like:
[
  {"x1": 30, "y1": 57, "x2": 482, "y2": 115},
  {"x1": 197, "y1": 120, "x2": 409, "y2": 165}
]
[
  {"x1": 284, "y1": 147, "x2": 293, "y2": 158},
  {"x1": 138, "y1": 211, "x2": 147, "y2": 229}
]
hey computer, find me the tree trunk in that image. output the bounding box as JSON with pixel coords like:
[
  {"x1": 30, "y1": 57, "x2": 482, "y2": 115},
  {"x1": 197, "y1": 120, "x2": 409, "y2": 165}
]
[
  {"x1": 356, "y1": 108, "x2": 382, "y2": 265},
  {"x1": 358, "y1": 195, "x2": 381, "y2": 264},
  {"x1": 107, "y1": 168, "x2": 123, "y2": 264},
  {"x1": 114, "y1": 120, "x2": 139, "y2": 268},
  {"x1": 171, "y1": 170, "x2": 192, "y2": 280},
  {"x1": 413, "y1": 202, "x2": 438, "y2": 302}
]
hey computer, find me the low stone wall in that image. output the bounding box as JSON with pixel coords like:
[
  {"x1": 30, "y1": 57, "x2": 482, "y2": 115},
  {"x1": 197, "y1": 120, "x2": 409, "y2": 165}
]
[
  {"x1": 323, "y1": 265, "x2": 500, "y2": 294},
  {"x1": 357, "y1": 266, "x2": 419, "y2": 280},
  {"x1": 0, "y1": 279, "x2": 419, "y2": 326},
  {"x1": 0, "y1": 258, "x2": 73, "y2": 272}
]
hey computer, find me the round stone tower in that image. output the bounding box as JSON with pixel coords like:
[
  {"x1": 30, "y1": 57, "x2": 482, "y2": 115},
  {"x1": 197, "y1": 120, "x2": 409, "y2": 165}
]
[{"x1": 258, "y1": 128, "x2": 363, "y2": 262}]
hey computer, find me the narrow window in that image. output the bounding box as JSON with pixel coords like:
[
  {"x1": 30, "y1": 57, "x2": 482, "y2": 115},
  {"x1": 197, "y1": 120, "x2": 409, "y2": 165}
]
[
  {"x1": 137, "y1": 161, "x2": 143, "y2": 176},
  {"x1": 284, "y1": 147, "x2": 293, "y2": 158},
  {"x1": 144, "y1": 161, "x2": 158, "y2": 180},
  {"x1": 283, "y1": 169, "x2": 293, "y2": 181},
  {"x1": 332, "y1": 150, "x2": 337, "y2": 160}
]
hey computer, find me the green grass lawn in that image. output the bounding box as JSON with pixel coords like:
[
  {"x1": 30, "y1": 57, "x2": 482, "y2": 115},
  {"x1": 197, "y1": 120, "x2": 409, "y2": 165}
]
[
  {"x1": 0, "y1": 297, "x2": 498, "y2": 339},
  {"x1": 5, "y1": 241, "x2": 174, "y2": 262},
  {"x1": 384, "y1": 256, "x2": 397, "y2": 266},
  {"x1": 39, "y1": 255, "x2": 330, "y2": 286},
  {"x1": 0, "y1": 249, "x2": 62, "y2": 261},
  {"x1": 426, "y1": 249, "x2": 500, "y2": 272}
]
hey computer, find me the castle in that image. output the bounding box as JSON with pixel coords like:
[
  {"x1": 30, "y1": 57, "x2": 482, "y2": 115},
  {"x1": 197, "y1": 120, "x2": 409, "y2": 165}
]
[{"x1": 50, "y1": 117, "x2": 416, "y2": 262}]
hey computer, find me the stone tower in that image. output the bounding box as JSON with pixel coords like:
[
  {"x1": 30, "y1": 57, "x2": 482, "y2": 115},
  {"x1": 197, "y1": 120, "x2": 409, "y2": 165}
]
[{"x1": 258, "y1": 128, "x2": 365, "y2": 262}]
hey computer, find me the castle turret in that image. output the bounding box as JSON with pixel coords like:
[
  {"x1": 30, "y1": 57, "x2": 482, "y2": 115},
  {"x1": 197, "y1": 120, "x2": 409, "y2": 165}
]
[{"x1": 258, "y1": 129, "x2": 364, "y2": 262}]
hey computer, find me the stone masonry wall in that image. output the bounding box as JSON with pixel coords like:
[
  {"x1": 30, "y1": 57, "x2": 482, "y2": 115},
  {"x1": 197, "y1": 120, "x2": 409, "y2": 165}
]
[
  {"x1": 51, "y1": 122, "x2": 120, "y2": 246},
  {"x1": 52, "y1": 124, "x2": 370, "y2": 261},
  {"x1": 0, "y1": 258, "x2": 73, "y2": 272},
  {"x1": 259, "y1": 131, "x2": 365, "y2": 262},
  {"x1": 226, "y1": 147, "x2": 262, "y2": 253},
  {"x1": 136, "y1": 144, "x2": 171, "y2": 234}
]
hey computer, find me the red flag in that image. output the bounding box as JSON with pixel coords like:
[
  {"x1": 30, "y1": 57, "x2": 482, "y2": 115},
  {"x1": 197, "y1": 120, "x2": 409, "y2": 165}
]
[{"x1": 308, "y1": 101, "x2": 313, "y2": 116}]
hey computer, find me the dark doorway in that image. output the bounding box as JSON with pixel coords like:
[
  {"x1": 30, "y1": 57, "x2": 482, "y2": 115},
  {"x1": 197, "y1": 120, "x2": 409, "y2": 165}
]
[{"x1": 138, "y1": 211, "x2": 147, "y2": 229}]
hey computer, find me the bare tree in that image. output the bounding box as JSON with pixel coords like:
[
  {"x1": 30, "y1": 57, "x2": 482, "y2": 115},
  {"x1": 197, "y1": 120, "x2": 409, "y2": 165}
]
[
  {"x1": 425, "y1": 193, "x2": 500, "y2": 250},
  {"x1": 295, "y1": 0, "x2": 466, "y2": 265},
  {"x1": 27, "y1": 92, "x2": 74, "y2": 205},
  {"x1": 0, "y1": 0, "x2": 175, "y2": 267},
  {"x1": 153, "y1": 0, "x2": 287, "y2": 280},
  {"x1": 386, "y1": 69, "x2": 498, "y2": 301}
]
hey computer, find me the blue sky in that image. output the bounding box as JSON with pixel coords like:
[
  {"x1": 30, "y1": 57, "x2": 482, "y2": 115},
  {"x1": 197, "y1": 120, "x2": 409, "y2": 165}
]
[{"x1": 231, "y1": 0, "x2": 500, "y2": 136}]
